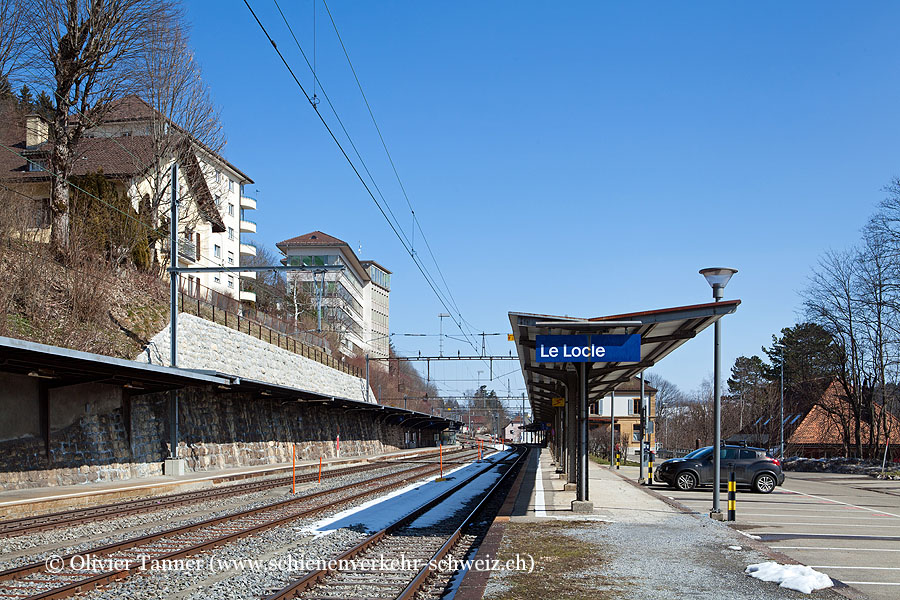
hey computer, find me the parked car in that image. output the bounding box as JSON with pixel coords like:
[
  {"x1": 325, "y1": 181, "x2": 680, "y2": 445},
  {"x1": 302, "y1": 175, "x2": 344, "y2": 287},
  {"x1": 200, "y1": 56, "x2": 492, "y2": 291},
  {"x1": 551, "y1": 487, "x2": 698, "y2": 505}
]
[{"x1": 655, "y1": 445, "x2": 785, "y2": 493}]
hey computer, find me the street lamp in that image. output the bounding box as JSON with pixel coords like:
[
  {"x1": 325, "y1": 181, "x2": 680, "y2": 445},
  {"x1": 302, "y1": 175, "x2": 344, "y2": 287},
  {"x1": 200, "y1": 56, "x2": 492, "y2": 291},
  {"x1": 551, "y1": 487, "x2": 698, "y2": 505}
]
[
  {"x1": 700, "y1": 267, "x2": 737, "y2": 520},
  {"x1": 774, "y1": 342, "x2": 785, "y2": 460}
]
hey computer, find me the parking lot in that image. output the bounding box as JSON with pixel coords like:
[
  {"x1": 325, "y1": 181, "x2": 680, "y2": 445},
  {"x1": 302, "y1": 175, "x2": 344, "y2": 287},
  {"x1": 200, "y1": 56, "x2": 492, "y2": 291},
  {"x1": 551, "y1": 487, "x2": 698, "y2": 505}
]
[{"x1": 656, "y1": 470, "x2": 900, "y2": 600}]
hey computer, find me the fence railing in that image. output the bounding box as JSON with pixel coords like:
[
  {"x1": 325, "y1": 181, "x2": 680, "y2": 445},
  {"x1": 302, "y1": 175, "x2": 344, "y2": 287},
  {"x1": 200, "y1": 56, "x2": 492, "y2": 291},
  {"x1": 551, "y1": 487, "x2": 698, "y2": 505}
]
[{"x1": 177, "y1": 278, "x2": 361, "y2": 378}]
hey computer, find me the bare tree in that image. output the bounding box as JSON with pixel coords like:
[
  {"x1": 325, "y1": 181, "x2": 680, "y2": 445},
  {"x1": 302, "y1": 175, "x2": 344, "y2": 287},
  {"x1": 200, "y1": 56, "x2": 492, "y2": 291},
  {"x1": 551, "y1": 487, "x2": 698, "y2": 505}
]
[
  {"x1": 0, "y1": 0, "x2": 25, "y2": 88},
  {"x1": 134, "y1": 10, "x2": 226, "y2": 264},
  {"x1": 21, "y1": 0, "x2": 172, "y2": 255}
]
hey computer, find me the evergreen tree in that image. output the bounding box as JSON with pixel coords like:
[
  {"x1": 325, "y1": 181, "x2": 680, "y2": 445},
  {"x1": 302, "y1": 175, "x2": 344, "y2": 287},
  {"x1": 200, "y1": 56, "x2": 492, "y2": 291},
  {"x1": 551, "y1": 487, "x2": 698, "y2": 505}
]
[
  {"x1": 35, "y1": 91, "x2": 54, "y2": 118},
  {"x1": 17, "y1": 84, "x2": 32, "y2": 108}
]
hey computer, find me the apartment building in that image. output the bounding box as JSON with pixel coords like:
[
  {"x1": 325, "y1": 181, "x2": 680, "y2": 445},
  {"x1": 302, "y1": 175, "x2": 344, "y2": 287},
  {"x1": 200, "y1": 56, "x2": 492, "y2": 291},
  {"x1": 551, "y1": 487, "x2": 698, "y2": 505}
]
[
  {"x1": 276, "y1": 231, "x2": 390, "y2": 360},
  {"x1": 0, "y1": 96, "x2": 257, "y2": 300}
]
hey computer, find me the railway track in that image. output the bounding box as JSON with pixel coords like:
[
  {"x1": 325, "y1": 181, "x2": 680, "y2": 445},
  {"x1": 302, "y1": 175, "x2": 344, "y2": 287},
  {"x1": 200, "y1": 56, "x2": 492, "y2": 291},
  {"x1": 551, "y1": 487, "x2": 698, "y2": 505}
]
[
  {"x1": 262, "y1": 446, "x2": 527, "y2": 600},
  {"x1": 0, "y1": 450, "x2": 484, "y2": 600},
  {"x1": 0, "y1": 447, "x2": 472, "y2": 539}
]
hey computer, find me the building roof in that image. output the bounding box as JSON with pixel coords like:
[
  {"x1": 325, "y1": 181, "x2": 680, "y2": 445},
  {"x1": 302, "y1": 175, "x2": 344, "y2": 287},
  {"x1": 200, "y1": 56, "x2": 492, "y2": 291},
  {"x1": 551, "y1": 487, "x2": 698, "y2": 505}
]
[
  {"x1": 510, "y1": 300, "x2": 740, "y2": 424},
  {"x1": 277, "y1": 231, "x2": 372, "y2": 283},
  {"x1": 0, "y1": 119, "x2": 157, "y2": 182},
  {"x1": 277, "y1": 231, "x2": 349, "y2": 248},
  {"x1": 607, "y1": 377, "x2": 657, "y2": 393},
  {"x1": 789, "y1": 381, "x2": 900, "y2": 447},
  {"x1": 0, "y1": 101, "x2": 229, "y2": 232},
  {"x1": 359, "y1": 259, "x2": 392, "y2": 275},
  {"x1": 82, "y1": 95, "x2": 254, "y2": 184}
]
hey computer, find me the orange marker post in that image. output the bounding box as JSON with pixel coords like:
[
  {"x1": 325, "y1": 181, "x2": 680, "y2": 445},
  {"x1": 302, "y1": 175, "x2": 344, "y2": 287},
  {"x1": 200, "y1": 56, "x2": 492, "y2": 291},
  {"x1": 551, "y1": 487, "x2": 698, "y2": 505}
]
[
  {"x1": 479, "y1": 439, "x2": 483, "y2": 460},
  {"x1": 318, "y1": 456, "x2": 322, "y2": 484},
  {"x1": 291, "y1": 444, "x2": 296, "y2": 495}
]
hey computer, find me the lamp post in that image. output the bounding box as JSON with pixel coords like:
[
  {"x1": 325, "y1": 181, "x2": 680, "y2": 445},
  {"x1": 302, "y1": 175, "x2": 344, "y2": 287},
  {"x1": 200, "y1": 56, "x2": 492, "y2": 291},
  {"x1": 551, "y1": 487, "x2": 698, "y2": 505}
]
[
  {"x1": 777, "y1": 343, "x2": 784, "y2": 460},
  {"x1": 700, "y1": 267, "x2": 738, "y2": 520}
]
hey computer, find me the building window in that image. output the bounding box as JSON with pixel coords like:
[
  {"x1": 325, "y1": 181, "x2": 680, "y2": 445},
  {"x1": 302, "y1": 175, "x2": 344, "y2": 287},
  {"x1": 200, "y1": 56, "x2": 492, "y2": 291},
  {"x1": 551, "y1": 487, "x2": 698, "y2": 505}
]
[
  {"x1": 633, "y1": 398, "x2": 641, "y2": 415},
  {"x1": 215, "y1": 194, "x2": 222, "y2": 208},
  {"x1": 214, "y1": 244, "x2": 221, "y2": 259},
  {"x1": 228, "y1": 227, "x2": 234, "y2": 241},
  {"x1": 228, "y1": 203, "x2": 234, "y2": 216},
  {"x1": 214, "y1": 275, "x2": 221, "y2": 284},
  {"x1": 632, "y1": 430, "x2": 641, "y2": 442},
  {"x1": 227, "y1": 251, "x2": 234, "y2": 265},
  {"x1": 215, "y1": 169, "x2": 221, "y2": 183},
  {"x1": 227, "y1": 276, "x2": 234, "y2": 289},
  {"x1": 28, "y1": 159, "x2": 48, "y2": 172},
  {"x1": 228, "y1": 179, "x2": 234, "y2": 192},
  {"x1": 31, "y1": 198, "x2": 51, "y2": 228}
]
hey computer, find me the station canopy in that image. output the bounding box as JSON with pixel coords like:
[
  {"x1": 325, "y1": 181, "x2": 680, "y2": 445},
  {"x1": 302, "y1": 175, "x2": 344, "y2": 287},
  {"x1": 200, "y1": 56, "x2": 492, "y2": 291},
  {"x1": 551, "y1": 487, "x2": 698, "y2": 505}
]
[{"x1": 509, "y1": 300, "x2": 740, "y2": 423}]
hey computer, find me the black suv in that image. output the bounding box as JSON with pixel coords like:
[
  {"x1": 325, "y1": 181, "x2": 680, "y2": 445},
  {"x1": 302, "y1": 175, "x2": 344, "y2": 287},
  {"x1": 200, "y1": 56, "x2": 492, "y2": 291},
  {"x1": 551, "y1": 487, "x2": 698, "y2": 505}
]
[{"x1": 655, "y1": 445, "x2": 785, "y2": 493}]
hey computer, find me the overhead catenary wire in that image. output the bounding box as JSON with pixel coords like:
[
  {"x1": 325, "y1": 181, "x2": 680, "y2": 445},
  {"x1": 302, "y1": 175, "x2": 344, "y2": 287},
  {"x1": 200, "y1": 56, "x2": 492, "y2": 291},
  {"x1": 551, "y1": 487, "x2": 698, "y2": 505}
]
[
  {"x1": 278, "y1": 0, "x2": 492, "y2": 386},
  {"x1": 321, "y1": 1, "x2": 470, "y2": 330},
  {"x1": 243, "y1": 0, "x2": 487, "y2": 364}
]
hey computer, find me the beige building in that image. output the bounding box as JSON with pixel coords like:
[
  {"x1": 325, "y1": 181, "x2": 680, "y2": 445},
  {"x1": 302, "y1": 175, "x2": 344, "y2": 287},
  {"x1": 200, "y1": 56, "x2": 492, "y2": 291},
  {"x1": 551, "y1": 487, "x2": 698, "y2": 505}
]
[
  {"x1": 0, "y1": 96, "x2": 257, "y2": 301},
  {"x1": 589, "y1": 377, "x2": 657, "y2": 458},
  {"x1": 277, "y1": 231, "x2": 390, "y2": 360}
]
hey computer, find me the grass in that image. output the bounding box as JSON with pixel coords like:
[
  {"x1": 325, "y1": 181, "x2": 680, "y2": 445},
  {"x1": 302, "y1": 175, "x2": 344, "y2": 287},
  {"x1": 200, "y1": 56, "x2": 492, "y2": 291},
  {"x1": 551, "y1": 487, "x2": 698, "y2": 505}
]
[
  {"x1": 590, "y1": 454, "x2": 640, "y2": 467},
  {"x1": 485, "y1": 520, "x2": 620, "y2": 600}
]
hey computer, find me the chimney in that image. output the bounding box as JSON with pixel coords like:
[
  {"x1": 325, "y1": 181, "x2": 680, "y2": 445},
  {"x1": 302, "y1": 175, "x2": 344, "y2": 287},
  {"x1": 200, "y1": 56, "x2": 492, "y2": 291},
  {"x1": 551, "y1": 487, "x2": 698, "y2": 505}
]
[{"x1": 25, "y1": 114, "x2": 49, "y2": 149}]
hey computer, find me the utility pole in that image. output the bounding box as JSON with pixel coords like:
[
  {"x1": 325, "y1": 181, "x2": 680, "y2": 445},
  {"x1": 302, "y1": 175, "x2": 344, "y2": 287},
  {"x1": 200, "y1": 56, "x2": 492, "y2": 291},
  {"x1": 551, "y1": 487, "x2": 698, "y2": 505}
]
[{"x1": 168, "y1": 163, "x2": 178, "y2": 463}]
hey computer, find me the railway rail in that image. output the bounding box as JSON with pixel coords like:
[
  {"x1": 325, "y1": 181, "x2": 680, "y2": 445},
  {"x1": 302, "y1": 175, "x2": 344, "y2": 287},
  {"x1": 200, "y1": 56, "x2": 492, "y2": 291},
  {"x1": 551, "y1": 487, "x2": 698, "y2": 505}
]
[
  {"x1": 262, "y1": 445, "x2": 527, "y2": 600},
  {"x1": 0, "y1": 449, "x2": 485, "y2": 600},
  {"x1": 0, "y1": 447, "x2": 472, "y2": 539}
]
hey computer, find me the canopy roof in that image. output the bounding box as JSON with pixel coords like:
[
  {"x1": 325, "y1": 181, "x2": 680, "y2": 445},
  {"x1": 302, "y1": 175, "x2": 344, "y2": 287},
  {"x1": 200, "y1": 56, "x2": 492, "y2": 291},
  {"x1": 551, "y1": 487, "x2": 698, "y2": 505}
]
[{"x1": 509, "y1": 300, "x2": 740, "y2": 423}]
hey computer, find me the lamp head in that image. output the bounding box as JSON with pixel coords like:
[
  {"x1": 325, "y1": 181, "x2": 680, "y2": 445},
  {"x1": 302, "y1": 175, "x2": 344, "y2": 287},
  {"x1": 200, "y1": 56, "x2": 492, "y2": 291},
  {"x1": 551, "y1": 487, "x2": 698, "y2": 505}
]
[{"x1": 699, "y1": 267, "x2": 738, "y2": 300}]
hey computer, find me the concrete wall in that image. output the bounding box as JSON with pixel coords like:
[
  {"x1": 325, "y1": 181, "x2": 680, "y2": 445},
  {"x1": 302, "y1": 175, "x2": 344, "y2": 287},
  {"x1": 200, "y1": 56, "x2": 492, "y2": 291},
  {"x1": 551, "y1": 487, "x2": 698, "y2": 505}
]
[
  {"x1": 0, "y1": 373, "x2": 39, "y2": 441},
  {"x1": 137, "y1": 313, "x2": 375, "y2": 403}
]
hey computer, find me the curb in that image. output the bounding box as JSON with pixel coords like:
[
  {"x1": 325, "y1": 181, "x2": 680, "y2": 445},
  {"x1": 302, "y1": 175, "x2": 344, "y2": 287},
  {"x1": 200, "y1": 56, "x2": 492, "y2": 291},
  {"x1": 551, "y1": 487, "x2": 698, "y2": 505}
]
[{"x1": 607, "y1": 468, "x2": 870, "y2": 600}]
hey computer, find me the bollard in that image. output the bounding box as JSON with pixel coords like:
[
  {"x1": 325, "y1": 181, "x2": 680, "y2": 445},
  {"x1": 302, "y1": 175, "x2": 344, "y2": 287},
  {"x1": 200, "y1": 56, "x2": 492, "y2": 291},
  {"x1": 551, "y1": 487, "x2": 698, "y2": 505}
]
[
  {"x1": 648, "y1": 451, "x2": 654, "y2": 485},
  {"x1": 727, "y1": 469, "x2": 736, "y2": 521},
  {"x1": 615, "y1": 452, "x2": 620, "y2": 470},
  {"x1": 292, "y1": 444, "x2": 296, "y2": 495}
]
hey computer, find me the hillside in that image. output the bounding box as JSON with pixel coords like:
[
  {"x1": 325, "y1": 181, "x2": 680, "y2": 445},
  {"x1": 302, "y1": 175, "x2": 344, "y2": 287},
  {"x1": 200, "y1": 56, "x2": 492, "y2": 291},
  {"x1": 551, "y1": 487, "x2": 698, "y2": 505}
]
[{"x1": 0, "y1": 243, "x2": 170, "y2": 358}]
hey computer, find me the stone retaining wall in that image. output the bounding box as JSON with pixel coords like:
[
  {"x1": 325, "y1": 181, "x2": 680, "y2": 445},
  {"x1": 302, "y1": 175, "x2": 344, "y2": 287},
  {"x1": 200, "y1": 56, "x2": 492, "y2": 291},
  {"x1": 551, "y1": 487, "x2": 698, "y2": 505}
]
[
  {"x1": 0, "y1": 386, "x2": 405, "y2": 490},
  {"x1": 138, "y1": 313, "x2": 375, "y2": 403}
]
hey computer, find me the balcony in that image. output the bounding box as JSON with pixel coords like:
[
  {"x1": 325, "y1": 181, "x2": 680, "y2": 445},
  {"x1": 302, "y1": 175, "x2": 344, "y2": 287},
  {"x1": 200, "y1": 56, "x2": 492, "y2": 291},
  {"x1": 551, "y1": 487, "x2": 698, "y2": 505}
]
[
  {"x1": 175, "y1": 239, "x2": 197, "y2": 262},
  {"x1": 240, "y1": 270, "x2": 257, "y2": 280},
  {"x1": 239, "y1": 290, "x2": 256, "y2": 303},
  {"x1": 239, "y1": 242, "x2": 257, "y2": 257},
  {"x1": 240, "y1": 218, "x2": 256, "y2": 234},
  {"x1": 240, "y1": 194, "x2": 257, "y2": 210}
]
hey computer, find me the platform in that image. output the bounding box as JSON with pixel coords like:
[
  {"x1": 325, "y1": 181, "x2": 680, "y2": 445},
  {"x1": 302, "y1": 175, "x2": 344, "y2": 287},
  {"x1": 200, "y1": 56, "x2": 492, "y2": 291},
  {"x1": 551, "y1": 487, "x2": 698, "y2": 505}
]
[
  {"x1": 458, "y1": 447, "x2": 851, "y2": 600},
  {"x1": 0, "y1": 445, "x2": 456, "y2": 519},
  {"x1": 507, "y1": 446, "x2": 669, "y2": 521}
]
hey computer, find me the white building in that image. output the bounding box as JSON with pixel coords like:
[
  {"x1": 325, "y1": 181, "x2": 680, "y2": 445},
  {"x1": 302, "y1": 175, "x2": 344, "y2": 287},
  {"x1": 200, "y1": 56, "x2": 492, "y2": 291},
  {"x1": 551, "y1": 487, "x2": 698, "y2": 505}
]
[
  {"x1": 276, "y1": 231, "x2": 390, "y2": 360},
  {"x1": 5, "y1": 96, "x2": 257, "y2": 300}
]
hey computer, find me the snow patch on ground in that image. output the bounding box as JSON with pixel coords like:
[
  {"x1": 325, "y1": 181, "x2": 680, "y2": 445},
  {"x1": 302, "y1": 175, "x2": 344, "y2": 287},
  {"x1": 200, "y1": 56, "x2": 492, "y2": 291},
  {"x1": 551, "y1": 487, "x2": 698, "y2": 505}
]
[
  {"x1": 745, "y1": 562, "x2": 833, "y2": 594},
  {"x1": 306, "y1": 450, "x2": 514, "y2": 535}
]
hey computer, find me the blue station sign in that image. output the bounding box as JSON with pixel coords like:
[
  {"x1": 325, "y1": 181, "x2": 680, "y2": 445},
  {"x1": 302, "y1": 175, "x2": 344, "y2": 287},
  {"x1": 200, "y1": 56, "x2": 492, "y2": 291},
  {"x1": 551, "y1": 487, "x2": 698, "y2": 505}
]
[{"x1": 535, "y1": 334, "x2": 641, "y2": 363}]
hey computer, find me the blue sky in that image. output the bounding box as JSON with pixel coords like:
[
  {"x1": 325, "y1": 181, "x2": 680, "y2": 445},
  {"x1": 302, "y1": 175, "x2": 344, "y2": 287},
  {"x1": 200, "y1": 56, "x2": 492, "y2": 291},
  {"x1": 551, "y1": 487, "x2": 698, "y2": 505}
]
[{"x1": 185, "y1": 1, "x2": 899, "y2": 402}]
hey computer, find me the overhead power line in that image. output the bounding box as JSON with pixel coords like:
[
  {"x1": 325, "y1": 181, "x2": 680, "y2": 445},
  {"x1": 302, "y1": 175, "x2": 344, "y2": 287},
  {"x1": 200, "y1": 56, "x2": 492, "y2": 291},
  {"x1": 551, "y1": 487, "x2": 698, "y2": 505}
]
[{"x1": 243, "y1": 0, "x2": 487, "y2": 364}]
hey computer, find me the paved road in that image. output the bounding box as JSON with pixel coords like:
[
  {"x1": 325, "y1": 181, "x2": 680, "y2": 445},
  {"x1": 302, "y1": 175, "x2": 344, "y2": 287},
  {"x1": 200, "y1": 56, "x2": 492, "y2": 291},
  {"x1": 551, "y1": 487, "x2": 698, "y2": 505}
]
[{"x1": 656, "y1": 471, "x2": 900, "y2": 600}]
